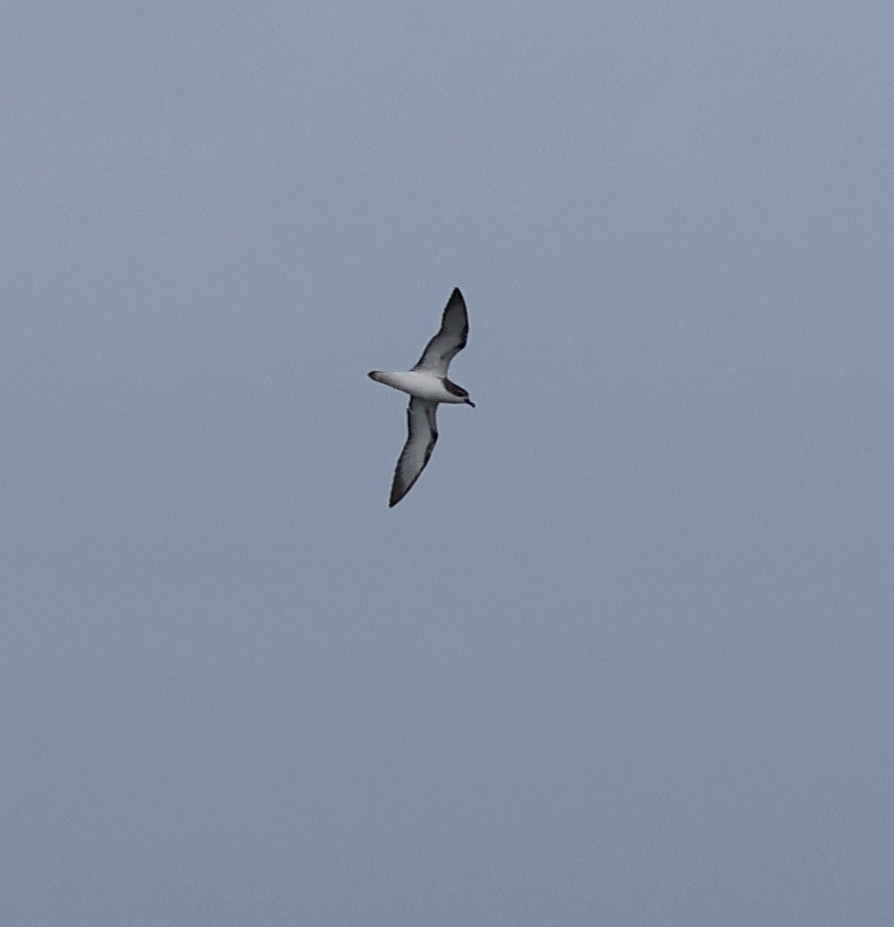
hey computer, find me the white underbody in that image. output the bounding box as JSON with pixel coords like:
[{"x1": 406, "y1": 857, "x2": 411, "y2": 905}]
[{"x1": 370, "y1": 370, "x2": 468, "y2": 404}]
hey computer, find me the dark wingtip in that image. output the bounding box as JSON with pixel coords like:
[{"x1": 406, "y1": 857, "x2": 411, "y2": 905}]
[{"x1": 388, "y1": 480, "x2": 403, "y2": 507}]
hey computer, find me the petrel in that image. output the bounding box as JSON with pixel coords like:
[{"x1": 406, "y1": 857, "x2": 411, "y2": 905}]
[{"x1": 368, "y1": 287, "x2": 475, "y2": 507}]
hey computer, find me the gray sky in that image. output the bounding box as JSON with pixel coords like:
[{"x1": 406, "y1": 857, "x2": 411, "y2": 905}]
[{"x1": 2, "y1": 2, "x2": 893, "y2": 924}]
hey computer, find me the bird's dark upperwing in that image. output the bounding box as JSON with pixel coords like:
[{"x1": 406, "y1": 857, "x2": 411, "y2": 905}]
[{"x1": 412, "y1": 288, "x2": 469, "y2": 376}]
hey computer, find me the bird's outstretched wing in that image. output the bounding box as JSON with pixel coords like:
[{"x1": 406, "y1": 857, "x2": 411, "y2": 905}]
[
  {"x1": 412, "y1": 288, "x2": 469, "y2": 376},
  {"x1": 389, "y1": 398, "x2": 438, "y2": 507}
]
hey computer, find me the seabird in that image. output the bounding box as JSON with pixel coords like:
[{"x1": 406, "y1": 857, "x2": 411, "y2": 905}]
[{"x1": 368, "y1": 287, "x2": 475, "y2": 507}]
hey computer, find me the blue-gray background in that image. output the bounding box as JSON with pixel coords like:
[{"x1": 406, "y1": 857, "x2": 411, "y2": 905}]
[{"x1": 3, "y1": 2, "x2": 892, "y2": 924}]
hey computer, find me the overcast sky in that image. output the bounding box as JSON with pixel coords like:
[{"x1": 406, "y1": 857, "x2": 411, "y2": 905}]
[{"x1": 2, "y1": 2, "x2": 893, "y2": 924}]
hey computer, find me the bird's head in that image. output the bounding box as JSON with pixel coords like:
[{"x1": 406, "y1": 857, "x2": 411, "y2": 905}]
[{"x1": 444, "y1": 379, "x2": 475, "y2": 407}]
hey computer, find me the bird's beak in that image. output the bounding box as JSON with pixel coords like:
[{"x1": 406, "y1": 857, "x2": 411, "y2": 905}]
[{"x1": 466, "y1": 399, "x2": 476, "y2": 408}]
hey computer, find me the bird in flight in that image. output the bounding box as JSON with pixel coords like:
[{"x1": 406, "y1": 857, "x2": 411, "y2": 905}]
[{"x1": 368, "y1": 288, "x2": 475, "y2": 507}]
